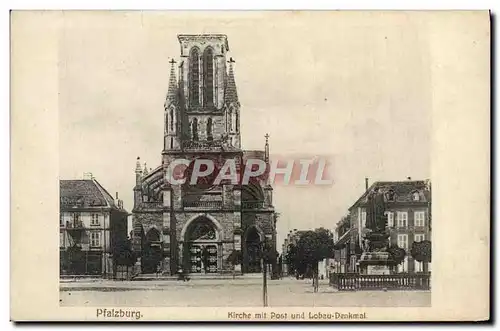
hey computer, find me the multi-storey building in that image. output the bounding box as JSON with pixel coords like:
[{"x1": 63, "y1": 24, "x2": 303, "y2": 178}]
[
  {"x1": 335, "y1": 179, "x2": 431, "y2": 274},
  {"x1": 333, "y1": 216, "x2": 352, "y2": 273},
  {"x1": 132, "y1": 34, "x2": 278, "y2": 276},
  {"x1": 281, "y1": 229, "x2": 306, "y2": 276},
  {"x1": 59, "y1": 178, "x2": 129, "y2": 277}
]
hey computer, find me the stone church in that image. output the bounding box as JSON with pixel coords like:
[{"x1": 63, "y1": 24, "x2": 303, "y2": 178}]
[{"x1": 132, "y1": 34, "x2": 278, "y2": 276}]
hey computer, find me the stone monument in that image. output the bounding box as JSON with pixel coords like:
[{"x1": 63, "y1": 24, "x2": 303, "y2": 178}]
[{"x1": 358, "y1": 188, "x2": 393, "y2": 275}]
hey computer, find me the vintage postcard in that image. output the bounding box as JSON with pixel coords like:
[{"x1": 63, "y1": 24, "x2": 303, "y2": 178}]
[{"x1": 10, "y1": 10, "x2": 490, "y2": 321}]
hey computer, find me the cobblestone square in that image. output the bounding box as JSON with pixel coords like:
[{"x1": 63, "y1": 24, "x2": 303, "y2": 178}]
[{"x1": 60, "y1": 278, "x2": 431, "y2": 307}]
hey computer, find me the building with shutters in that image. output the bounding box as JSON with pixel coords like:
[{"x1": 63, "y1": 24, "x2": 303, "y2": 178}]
[
  {"x1": 59, "y1": 178, "x2": 129, "y2": 277},
  {"x1": 334, "y1": 179, "x2": 432, "y2": 274}
]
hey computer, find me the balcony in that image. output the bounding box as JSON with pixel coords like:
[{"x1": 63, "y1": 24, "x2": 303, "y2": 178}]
[
  {"x1": 65, "y1": 221, "x2": 84, "y2": 229},
  {"x1": 241, "y1": 201, "x2": 264, "y2": 210},
  {"x1": 183, "y1": 200, "x2": 223, "y2": 209},
  {"x1": 141, "y1": 202, "x2": 164, "y2": 210},
  {"x1": 183, "y1": 140, "x2": 224, "y2": 150}
]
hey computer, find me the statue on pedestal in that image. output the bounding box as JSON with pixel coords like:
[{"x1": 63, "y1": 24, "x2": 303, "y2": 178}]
[{"x1": 363, "y1": 187, "x2": 390, "y2": 252}]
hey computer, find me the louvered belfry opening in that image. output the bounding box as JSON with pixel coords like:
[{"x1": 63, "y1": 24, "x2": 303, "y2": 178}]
[
  {"x1": 203, "y1": 47, "x2": 214, "y2": 107},
  {"x1": 189, "y1": 48, "x2": 200, "y2": 107}
]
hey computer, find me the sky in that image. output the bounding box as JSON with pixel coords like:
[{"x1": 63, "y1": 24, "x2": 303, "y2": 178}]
[{"x1": 58, "y1": 12, "x2": 431, "y2": 251}]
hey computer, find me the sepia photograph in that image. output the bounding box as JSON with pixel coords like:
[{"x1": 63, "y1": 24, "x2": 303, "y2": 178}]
[{"x1": 10, "y1": 10, "x2": 490, "y2": 321}]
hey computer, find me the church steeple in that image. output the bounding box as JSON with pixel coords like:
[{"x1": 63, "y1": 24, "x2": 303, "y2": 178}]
[
  {"x1": 166, "y1": 58, "x2": 178, "y2": 103},
  {"x1": 135, "y1": 157, "x2": 142, "y2": 185},
  {"x1": 225, "y1": 57, "x2": 239, "y2": 103},
  {"x1": 224, "y1": 57, "x2": 241, "y2": 149},
  {"x1": 164, "y1": 58, "x2": 180, "y2": 151}
]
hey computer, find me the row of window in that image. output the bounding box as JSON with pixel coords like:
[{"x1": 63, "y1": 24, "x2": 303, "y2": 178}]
[
  {"x1": 396, "y1": 233, "x2": 426, "y2": 250},
  {"x1": 60, "y1": 213, "x2": 102, "y2": 227},
  {"x1": 396, "y1": 258, "x2": 431, "y2": 273},
  {"x1": 60, "y1": 231, "x2": 102, "y2": 247},
  {"x1": 361, "y1": 211, "x2": 426, "y2": 228},
  {"x1": 385, "y1": 190, "x2": 421, "y2": 202}
]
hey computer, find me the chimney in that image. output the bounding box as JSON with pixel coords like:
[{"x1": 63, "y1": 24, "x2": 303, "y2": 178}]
[
  {"x1": 365, "y1": 177, "x2": 369, "y2": 190},
  {"x1": 116, "y1": 192, "x2": 119, "y2": 199}
]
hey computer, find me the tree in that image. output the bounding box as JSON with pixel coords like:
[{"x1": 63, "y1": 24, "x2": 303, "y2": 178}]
[
  {"x1": 113, "y1": 238, "x2": 138, "y2": 279},
  {"x1": 262, "y1": 240, "x2": 280, "y2": 280},
  {"x1": 411, "y1": 240, "x2": 431, "y2": 273},
  {"x1": 227, "y1": 249, "x2": 243, "y2": 266},
  {"x1": 296, "y1": 228, "x2": 335, "y2": 292},
  {"x1": 285, "y1": 243, "x2": 298, "y2": 275},
  {"x1": 67, "y1": 244, "x2": 85, "y2": 275},
  {"x1": 387, "y1": 245, "x2": 406, "y2": 271}
]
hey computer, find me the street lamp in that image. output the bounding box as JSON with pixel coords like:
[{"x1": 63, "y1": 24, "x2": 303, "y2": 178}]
[{"x1": 261, "y1": 238, "x2": 268, "y2": 307}]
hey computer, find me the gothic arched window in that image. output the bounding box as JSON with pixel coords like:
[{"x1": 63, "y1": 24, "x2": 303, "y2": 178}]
[
  {"x1": 228, "y1": 106, "x2": 233, "y2": 131},
  {"x1": 192, "y1": 118, "x2": 199, "y2": 141},
  {"x1": 203, "y1": 48, "x2": 214, "y2": 107},
  {"x1": 146, "y1": 228, "x2": 161, "y2": 243},
  {"x1": 165, "y1": 112, "x2": 168, "y2": 133},
  {"x1": 189, "y1": 48, "x2": 200, "y2": 107},
  {"x1": 235, "y1": 112, "x2": 239, "y2": 133},
  {"x1": 207, "y1": 117, "x2": 213, "y2": 141},
  {"x1": 169, "y1": 107, "x2": 174, "y2": 132}
]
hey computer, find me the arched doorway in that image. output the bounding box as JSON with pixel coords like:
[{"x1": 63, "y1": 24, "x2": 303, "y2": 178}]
[
  {"x1": 245, "y1": 227, "x2": 262, "y2": 273},
  {"x1": 183, "y1": 216, "x2": 220, "y2": 274},
  {"x1": 141, "y1": 227, "x2": 163, "y2": 274}
]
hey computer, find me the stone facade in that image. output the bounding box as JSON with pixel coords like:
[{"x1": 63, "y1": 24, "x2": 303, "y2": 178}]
[
  {"x1": 132, "y1": 34, "x2": 278, "y2": 276},
  {"x1": 334, "y1": 179, "x2": 432, "y2": 274},
  {"x1": 60, "y1": 179, "x2": 129, "y2": 278}
]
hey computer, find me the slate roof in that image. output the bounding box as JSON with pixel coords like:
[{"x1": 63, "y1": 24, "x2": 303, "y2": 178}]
[
  {"x1": 349, "y1": 180, "x2": 431, "y2": 211},
  {"x1": 60, "y1": 179, "x2": 118, "y2": 209}
]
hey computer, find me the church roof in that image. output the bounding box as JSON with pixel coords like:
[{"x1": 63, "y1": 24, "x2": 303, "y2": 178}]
[{"x1": 60, "y1": 179, "x2": 121, "y2": 210}]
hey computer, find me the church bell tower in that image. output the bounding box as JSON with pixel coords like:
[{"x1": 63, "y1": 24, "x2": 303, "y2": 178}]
[{"x1": 163, "y1": 34, "x2": 241, "y2": 152}]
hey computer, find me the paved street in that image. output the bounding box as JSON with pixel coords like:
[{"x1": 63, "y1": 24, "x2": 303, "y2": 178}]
[{"x1": 60, "y1": 277, "x2": 430, "y2": 307}]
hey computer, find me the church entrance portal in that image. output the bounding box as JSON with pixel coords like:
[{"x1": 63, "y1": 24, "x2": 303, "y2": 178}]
[
  {"x1": 184, "y1": 217, "x2": 220, "y2": 274},
  {"x1": 141, "y1": 228, "x2": 163, "y2": 274},
  {"x1": 245, "y1": 227, "x2": 262, "y2": 273}
]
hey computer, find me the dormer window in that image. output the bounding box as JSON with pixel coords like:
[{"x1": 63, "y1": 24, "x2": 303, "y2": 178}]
[
  {"x1": 412, "y1": 191, "x2": 420, "y2": 201},
  {"x1": 385, "y1": 190, "x2": 395, "y2": 202}
]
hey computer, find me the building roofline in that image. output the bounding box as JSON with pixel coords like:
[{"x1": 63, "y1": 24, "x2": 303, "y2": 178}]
[
  {"x1": 92, "y1": 178, "x2": 115, "y2": 208},
  {"x1": 177, "y1": 34, "x2": 229, "y2": 51},
  {"x1": 348, "y1": 180, "x2": 428, "y2": 211}
]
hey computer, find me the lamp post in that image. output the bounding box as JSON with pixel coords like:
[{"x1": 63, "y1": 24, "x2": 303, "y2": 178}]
[{"x1": 261, "y1": 239, "x2": 268, "y2": 307}]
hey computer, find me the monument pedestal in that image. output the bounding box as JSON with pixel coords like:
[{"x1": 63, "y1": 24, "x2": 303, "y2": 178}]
[{"x1": 359, "y1": 251, "x2": 392, "y2": 275}]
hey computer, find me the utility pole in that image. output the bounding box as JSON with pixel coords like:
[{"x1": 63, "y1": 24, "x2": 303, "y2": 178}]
[{"x1": 262, "y1": 239, "x2": 268, "y2": 307}]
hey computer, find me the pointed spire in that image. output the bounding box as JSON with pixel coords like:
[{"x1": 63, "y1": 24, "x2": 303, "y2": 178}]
[
  {"x1": 225, "y1": 57, "x2": 238, "y2": 103},
  {"x1": 143, "y1": 162, "x2": 149, "y2": 176},
  {"x1": 135, "y1": 157, "x2": 142, "y2": 174},
  {"x1": 166, "y1": 58, "x2": 177, "y2": 102},
  {"x1": 265, "y1": 133, "x2": 270, "y2": 163}
]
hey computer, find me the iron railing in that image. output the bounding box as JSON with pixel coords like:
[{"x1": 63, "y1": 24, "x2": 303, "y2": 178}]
[
  {"x1": 183, "y1": 200, "x2": 223, "y2": 209},
  {"x1": 329, "y1": 272, "x2": 431, "y2": 291},
  {"x1": 241, "y1": 201, "x2": 264, "y2": 209}
]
